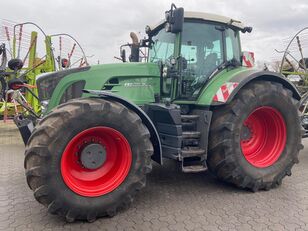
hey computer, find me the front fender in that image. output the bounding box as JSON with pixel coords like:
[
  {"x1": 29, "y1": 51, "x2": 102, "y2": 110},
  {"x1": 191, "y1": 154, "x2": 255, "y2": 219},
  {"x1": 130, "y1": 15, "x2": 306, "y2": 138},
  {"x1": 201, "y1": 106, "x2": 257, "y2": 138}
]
[{"x1": 83, "y1": 89, "x2": 162, "y2": 165}]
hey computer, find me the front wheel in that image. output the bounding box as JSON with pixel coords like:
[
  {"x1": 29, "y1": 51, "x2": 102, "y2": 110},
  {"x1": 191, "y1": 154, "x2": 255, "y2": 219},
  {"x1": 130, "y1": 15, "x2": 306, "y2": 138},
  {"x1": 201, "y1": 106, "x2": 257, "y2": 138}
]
[
  {"x1": 208, "y1": 81, "x2": 303, "y2": 191},
  {"x1": 24, "y1": 98, "x2": 153, "y2": 222}
]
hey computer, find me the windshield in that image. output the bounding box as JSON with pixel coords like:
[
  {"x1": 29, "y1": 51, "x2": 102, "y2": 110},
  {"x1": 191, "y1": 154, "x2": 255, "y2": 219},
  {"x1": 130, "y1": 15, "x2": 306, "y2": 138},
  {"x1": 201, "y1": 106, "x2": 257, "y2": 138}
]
[{"x1": 148, "y1": 29, "x2": 176, "y2": 63}]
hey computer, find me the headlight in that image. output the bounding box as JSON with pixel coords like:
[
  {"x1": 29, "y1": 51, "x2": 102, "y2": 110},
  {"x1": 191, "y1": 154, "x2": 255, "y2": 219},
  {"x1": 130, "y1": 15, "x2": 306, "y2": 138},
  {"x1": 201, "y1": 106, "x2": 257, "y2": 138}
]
[{"x1": 162, "y1": 66, "x2": 169, "y2": 78}]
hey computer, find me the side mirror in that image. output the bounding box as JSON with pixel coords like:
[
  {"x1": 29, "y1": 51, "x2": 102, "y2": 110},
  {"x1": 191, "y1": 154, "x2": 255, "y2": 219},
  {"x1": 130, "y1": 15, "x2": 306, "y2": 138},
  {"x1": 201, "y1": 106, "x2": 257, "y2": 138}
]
[
  {"x1": 165, "y1": 4, "x2": 184, "y2": 33},
  {"x1": 242, "y1": 27, "x2": 253, "y2": 33}
]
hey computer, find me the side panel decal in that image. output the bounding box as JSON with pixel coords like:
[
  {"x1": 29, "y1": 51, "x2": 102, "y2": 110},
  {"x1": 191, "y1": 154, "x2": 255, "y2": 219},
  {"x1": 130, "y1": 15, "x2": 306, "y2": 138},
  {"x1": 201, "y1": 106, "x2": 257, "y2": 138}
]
[{"x1": 213, "y1": 82, "x2": 239, "y2": 103}]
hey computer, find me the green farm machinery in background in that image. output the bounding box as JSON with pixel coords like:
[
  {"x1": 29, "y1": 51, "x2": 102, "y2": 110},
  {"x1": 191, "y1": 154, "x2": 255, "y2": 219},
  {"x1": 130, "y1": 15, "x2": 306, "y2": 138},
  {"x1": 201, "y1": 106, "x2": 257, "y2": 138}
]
[
  {"x1": 0, "y1": 22, "x2": 56, "y2": 117},
  {"x1": 0, "y1": 21, "x2": 88, "y2": 119},
  {"x1": 279, "y1": 27, "x2": 308, "y2": 137}
]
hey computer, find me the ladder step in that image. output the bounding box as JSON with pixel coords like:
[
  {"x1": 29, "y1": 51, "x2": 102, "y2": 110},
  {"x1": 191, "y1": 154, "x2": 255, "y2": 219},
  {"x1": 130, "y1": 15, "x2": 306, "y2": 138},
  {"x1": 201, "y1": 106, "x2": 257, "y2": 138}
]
[
  {"x1": 180, "y1": 113, "x2": 206, "y2": 173},
  {"x1": 182, "y1": 164, "x2": 207, "y2": 173},
  {"x1": 182, "y1": 131, "x2": 201, "y2": 139},
  {"x1": 182, "y1": 139, "x2": 199, "y2": 147},
  {"x1": 181, "y1": 148, "x2": 205, "y2": 158},
  {"x1": 181, "y1": 114, "x2": 199, "y2": 121},
  {"x1": 182, "y1": 121, "x2": 196, "y2": 131}
]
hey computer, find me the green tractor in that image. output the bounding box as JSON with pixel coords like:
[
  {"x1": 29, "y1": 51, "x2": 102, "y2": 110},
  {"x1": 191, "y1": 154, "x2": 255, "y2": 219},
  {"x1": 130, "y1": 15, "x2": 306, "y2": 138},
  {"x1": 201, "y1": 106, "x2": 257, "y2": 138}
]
[{"x1": 21, "y1": 4, "x2": 303, "y2": 222}]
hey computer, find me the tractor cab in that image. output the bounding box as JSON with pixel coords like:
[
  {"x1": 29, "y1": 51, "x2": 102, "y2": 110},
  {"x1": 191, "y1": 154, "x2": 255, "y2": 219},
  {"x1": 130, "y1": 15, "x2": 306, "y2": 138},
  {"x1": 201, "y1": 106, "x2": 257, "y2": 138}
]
[{"x1": 146, "y1": 5, "x2": 252, "y2": 101}]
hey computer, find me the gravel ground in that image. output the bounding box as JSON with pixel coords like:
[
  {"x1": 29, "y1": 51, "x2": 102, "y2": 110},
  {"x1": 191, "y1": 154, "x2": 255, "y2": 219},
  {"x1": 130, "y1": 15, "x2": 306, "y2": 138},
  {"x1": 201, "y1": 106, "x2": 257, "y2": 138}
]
[{"x1": 0, "y1": 121, "x2": 308, "y2": 231}]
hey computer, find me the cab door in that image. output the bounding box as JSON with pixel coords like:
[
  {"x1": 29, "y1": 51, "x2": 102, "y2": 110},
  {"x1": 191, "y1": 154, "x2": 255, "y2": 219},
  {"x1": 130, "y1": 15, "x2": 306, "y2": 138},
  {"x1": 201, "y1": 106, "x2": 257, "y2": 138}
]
[{"x1": 176, "y1": 21, "x2": 225, "y2": 100}]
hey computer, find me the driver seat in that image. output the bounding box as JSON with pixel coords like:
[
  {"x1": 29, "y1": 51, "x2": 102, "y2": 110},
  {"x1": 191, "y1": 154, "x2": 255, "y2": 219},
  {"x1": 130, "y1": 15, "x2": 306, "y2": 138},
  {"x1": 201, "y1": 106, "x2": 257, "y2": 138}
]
[
  {"x1": 204, "y1": 53, "x2": 218, "y2": 73},
  {"x1": 196, "y1": 52, "x2": 218, "y2": 77}
]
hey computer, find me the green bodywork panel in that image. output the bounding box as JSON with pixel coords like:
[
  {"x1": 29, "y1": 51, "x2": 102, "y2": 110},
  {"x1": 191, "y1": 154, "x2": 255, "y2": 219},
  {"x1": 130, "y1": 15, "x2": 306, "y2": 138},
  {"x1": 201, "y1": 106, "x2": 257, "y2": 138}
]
[
  {"x1": 46, "y1": 61, "x2": 254, "y2": 113},
  {"x1": 47, "y1": 62, "x2": 161, "y2": 112},
  {"x1": 174, "y1": 66, "x2": 252, "y2": 105},
  {"x1": 196, "y1": 67, "x2": 251, "y2": 105}
]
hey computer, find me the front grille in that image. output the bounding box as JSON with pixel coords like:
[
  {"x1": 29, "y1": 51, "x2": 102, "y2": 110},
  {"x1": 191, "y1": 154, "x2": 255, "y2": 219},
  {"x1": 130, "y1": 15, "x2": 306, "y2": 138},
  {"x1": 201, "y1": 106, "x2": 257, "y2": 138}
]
[
  {"x1": 37, "y1": 73, "x2": 64, "y2": 101},
  {"x1": 36, "y1": 66, "x2": 90, "y2": 101}
]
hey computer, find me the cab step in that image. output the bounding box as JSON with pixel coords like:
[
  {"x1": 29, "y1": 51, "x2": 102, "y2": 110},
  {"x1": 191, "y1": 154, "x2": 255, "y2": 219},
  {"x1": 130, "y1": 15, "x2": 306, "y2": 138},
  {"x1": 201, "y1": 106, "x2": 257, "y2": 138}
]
[
  {"x1": 182, "y1": 138, "x2": 199, "y2": 147},
  {"x1": 181, "y1": 114, "x2": 200, "y2": 121},
  {"x1": 181, "y1": 146, "x2": 207, "y2": 173},
  {"x1": 180, "y1": 113, "x2": 206, "y2": 173},
  {"x1": 182, "y1": 163, "x2": 207, "y2": 173},
  {"x1": 182, "y1": 121, "x2": 196, "y2": 131},
  {"x1": 182, "y1": 131, "x2": 201, "y2": 139},
  {"x1": 181, "y1": 147, "x2": 205, "y2": 158}
]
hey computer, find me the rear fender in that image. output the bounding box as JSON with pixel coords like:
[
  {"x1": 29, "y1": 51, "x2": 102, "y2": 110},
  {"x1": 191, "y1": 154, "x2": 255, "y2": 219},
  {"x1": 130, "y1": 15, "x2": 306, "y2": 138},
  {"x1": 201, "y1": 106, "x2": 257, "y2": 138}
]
[
  {"x1": 83, "y1": 89, "x2": 162, "y2": 165},
  {"x1": 211, "y1": 70, "x2": 301, "y2": 105}
]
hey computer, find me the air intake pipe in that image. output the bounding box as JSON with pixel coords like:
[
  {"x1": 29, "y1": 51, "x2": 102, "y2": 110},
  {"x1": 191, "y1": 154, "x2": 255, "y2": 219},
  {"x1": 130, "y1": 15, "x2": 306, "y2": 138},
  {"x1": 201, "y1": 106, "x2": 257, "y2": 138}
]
[{"x1": 129, "y1": 32, "x2": 140, "y2": 62}]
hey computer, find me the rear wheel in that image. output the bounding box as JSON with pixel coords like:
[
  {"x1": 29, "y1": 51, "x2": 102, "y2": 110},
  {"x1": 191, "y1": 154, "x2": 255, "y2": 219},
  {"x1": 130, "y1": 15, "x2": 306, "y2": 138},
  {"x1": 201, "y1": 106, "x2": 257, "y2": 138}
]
[
  {"x1": 24, "y1": 98, "x2": 153, "y2": 222},
  {"x1": 208, "y1": 81, "x2": 303, "y2": 191}
]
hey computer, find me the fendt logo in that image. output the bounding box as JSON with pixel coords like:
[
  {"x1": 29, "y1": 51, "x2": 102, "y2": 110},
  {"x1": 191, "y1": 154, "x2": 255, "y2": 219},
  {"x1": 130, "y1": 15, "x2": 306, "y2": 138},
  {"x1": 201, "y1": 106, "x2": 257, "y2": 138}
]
[{"x1": 124, "y1": 83, "x2": 151, "y2": 87}]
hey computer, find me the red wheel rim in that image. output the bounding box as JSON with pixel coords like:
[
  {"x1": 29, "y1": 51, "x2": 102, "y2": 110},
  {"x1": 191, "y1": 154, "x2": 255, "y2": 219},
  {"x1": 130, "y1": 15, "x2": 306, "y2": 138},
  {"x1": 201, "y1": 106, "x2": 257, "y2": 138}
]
[
  {"x1": 61, "y1": 127, "x2": 132, "y2": 197},
  {"x1": 240, "y1": 106, "x2": 287, "y2": 168}
]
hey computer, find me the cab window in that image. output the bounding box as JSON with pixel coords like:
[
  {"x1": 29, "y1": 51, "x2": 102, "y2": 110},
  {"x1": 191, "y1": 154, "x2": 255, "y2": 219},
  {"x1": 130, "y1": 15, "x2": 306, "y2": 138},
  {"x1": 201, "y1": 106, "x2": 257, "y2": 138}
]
[
  {"x1": 225, "y1": 29, "x2": 241, "y2": 62},
  {"x1": 180, "y1": 22, "x2": 224, "y2": 98}
]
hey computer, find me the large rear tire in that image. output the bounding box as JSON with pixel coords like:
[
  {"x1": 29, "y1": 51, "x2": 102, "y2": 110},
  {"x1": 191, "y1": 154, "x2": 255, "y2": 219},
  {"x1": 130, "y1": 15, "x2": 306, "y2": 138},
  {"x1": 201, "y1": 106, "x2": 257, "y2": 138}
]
[
  {"x1": 24, "y1": 98, "x2": 153, "y2": 222},
  {"x1": 208, "y1": 81, "x2": 303, "y2": 191}
]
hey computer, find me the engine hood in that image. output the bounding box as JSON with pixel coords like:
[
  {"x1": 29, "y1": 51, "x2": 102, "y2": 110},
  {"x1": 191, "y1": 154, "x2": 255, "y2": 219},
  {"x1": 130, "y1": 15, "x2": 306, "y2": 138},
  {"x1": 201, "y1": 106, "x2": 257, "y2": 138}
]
[{"x1": 40, "y1": 62, "x2": 161, "y2": 113}]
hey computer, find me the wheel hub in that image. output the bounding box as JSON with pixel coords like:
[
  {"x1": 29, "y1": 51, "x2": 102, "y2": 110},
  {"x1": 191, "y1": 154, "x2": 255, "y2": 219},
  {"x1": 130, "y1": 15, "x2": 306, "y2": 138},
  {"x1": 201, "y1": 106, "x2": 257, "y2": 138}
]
[
  {"x1": 61, "y1": 126, "x2": 132, "y2": 197},
  {"x1": 80, "y1": 143, "x2": 106, "y2": 169}
]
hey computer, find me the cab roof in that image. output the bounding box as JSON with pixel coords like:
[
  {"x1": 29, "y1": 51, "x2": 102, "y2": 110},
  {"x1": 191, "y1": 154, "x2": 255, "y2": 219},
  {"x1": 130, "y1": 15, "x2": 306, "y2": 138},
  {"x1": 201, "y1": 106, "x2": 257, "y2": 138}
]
[{"x1": 149, "y1": 11, "x2": 245, "y2": 31}]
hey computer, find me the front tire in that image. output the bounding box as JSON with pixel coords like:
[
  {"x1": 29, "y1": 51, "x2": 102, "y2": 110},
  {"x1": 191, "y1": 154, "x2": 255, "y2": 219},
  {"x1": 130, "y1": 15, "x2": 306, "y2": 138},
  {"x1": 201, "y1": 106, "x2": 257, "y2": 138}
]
[
  {"x1": 24, "y1": 98, "x2": 153, "y2": 222},
  {"x1": 208, "y1": 81, "x2": 303, "y2": 191}
]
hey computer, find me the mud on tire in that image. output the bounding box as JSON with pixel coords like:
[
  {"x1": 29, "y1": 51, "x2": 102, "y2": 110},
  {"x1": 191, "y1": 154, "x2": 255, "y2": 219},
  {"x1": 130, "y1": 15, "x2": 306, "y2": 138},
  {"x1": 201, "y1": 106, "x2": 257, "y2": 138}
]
[{"x1": 24, "y1": 97, "x2": 153, "y2": 222}]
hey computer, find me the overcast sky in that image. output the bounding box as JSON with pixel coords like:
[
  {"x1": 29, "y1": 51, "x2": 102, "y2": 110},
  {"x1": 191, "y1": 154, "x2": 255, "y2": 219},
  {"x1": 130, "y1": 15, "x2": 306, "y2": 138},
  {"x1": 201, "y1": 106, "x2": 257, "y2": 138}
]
[{"x1": 1, "y1": 0, "x2": 308, "y2": 65}]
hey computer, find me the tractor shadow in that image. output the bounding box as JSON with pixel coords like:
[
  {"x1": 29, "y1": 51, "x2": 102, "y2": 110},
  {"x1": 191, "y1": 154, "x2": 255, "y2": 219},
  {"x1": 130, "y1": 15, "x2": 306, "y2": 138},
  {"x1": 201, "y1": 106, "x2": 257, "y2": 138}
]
[{"x1": 132, "y1": 159, "x2": 254, "y2": 209}]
